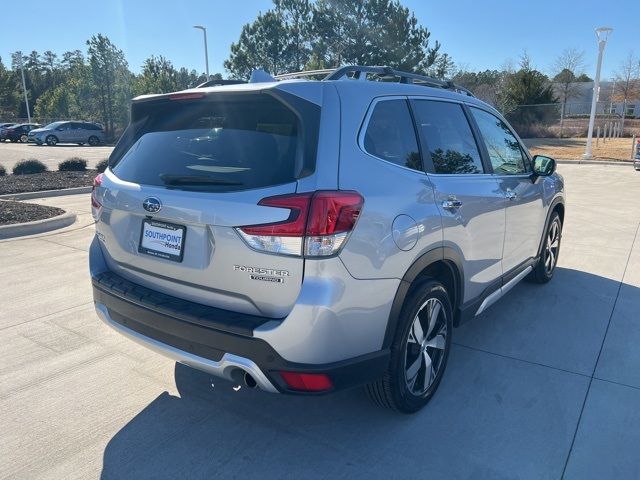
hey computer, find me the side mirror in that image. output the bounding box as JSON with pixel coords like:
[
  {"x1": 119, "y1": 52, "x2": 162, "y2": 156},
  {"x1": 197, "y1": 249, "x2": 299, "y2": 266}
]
[{"x1": 532, "y1": 155, "x2": 556, "y2": 177}]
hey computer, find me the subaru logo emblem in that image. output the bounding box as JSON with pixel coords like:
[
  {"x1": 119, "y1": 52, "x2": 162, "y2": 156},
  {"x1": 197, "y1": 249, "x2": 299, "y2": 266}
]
[{"x1": 142, "y1": 197, "x2": 162, "y2": 213}]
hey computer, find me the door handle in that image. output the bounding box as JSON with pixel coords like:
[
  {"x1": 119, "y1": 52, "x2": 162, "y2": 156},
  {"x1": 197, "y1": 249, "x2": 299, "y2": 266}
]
[
  {"x1": 442, "y1": 198, "x2": 463, "y2": 210},
  {"x1": 506, "y1": 189, "x2": 517, "y2": 201}
]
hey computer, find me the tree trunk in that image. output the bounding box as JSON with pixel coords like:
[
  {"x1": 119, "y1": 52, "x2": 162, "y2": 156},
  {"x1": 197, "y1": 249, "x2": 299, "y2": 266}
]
[{"x1": 559, "y1": 101, "x2": 565, "y2": 138}]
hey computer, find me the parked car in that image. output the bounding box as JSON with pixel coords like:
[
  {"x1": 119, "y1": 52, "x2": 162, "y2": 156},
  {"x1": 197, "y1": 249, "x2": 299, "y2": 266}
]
[
  {"x1": 634, "y1": 139, "x2": 640, "y2": 171},
  {"x1": 0, "y1": 123, "x2": 16, "y2": 141},
  {"x1": 0, "y1": 123, "x2": 41, "y2": 143},
  {"x1": 90, "y1": 66, "x2": 565, "y2": 413},
  {"x1": 29, "y1": 121, "x2": 106, "y2": 146}
]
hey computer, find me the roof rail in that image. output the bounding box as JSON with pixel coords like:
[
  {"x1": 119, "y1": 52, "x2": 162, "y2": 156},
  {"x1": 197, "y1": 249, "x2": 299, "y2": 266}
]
[
  {"x1": 324, "y1": 65, "x2": 474, "y2": 97},
  {"x1": 198, "y1": 66, "x2": 474, "y2": 97},
  {"x1": 274, "y1": 68, "x2": 337, "y2": 80}
]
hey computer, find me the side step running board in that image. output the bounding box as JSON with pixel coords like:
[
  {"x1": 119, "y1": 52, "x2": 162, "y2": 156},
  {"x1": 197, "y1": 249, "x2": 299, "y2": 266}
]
[{"x1": 475, "y1": 266, "x2": 533, "y2": 316}]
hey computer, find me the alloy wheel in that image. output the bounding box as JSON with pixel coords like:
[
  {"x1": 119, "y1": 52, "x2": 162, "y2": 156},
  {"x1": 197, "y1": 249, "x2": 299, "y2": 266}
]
[
  {"x1": 404, "y1": 297, "x2": 448, "y2": 396},
  {"x1": 544, "y1": 218, "x2": 560, "y2": 275}
]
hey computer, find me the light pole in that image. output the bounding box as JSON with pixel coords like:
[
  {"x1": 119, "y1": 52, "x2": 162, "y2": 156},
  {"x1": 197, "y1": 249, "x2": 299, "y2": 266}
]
[
  {"x1": 193, "y1": 25, "x2": 210, "y2": 79},
  {"x1": 583, "y1": 27, "x2": 613, "y2": 159},
  {"x1": 16, "y1": 51, "x2": 31, "y2": 124}
]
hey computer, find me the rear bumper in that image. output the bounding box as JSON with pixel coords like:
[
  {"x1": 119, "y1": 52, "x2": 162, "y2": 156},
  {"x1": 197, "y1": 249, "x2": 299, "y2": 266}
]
[{"x1": 92, "y1": 271, "x2": 390, "y2": 394}]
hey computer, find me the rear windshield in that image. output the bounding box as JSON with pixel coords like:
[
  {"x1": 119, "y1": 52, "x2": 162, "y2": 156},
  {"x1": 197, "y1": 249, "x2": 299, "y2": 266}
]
[{"x1": 112, "y1": 94, "x2": 305, "y2": 192}]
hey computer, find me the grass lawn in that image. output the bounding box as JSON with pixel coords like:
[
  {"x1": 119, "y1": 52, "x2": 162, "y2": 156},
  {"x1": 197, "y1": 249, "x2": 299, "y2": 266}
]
[{"x1": 523, "y1": 137, "x2": 637, "y2": 161}]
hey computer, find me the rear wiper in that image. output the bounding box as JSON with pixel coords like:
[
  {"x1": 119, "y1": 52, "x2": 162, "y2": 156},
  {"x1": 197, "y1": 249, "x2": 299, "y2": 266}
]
[{"x1": 159, "y1": 174, "x2": 242, "y2": 186}]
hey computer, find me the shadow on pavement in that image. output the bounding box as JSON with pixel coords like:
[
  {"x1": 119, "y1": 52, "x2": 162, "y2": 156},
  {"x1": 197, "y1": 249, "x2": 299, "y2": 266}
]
[{"x1": 100, "y1": 267, "x2": 630, "y2": 479}]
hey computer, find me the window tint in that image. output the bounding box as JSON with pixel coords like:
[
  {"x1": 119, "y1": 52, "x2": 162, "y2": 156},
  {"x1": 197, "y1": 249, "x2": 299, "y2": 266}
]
[
  {"x1": 411, "y1": 100, "x2": 483, "y2": 174},
  {"x1": 471, "y1": 108, "x2": 529, "y2": 175},
  {"x1": 112, "y1": 94, "x2": 305, "y2": 192},
  {"x1": 363, "y1": 99, "x2": 421, "y2": 171}
]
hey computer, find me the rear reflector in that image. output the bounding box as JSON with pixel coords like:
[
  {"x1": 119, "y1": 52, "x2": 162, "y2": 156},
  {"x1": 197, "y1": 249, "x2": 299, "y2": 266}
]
[
  {"x1": 91, "y1": 173, "x2": 104, "y2": 219},
  {"x1": 236, "y1": 191, "x2": 363, "y2": 257},
  {"x1": 279, "y1": 372, "x2": 333, "y2": 392}
]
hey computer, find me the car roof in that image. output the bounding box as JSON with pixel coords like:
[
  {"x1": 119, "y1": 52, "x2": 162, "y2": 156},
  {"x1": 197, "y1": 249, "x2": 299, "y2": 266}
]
[
  {"x1": 130, "y1": 65, "x2": 498, "y2": 118},
  {"x1": 132, "y1": 78, "x2": 493, "y2": 113}
]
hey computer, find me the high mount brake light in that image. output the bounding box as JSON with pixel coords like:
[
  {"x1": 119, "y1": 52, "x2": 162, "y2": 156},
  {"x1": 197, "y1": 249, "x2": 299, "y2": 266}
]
[
  {"x1": 236, "y1": 191, "x2": 364, "y2": 257},
  {"x1": 168, "y1": 92, "x2": 206, "y2": 101}
]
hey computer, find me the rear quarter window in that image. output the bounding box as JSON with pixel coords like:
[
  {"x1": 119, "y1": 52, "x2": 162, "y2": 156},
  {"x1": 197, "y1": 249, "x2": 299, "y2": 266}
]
[{"x1": 362, "y1": 99, "x2": 422, "y2": 171}]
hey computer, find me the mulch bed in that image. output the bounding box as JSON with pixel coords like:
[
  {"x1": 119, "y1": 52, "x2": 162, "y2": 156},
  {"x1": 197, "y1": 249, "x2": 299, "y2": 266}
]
[
  {"x1": 0, "y1": 170, "x2": 98, "y2": 195},
  {"x1": 0, "y1": 200, "x2": 65, "y2": 226}
]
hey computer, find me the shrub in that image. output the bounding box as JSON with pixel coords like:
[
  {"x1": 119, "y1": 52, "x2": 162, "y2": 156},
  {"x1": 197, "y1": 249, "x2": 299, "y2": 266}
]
[
  {"x1": 96, "y1": 159, "x2": 109, "y2": 173},
  {"x1": 12, "y1": 159, "x2": 47, "y2": 175},
  {"x1": 58, "y1": 157, "x2": 87, "y2": 172},
  {"x1": 0, "y1": 165, "x2": 6, "y2": 176}
]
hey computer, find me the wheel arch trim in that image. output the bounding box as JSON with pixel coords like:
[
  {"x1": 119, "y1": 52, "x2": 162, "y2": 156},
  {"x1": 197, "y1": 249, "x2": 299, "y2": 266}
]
[
  {"x1": 537, "y1": 196, "x2": 565, "y2": 257},
  {"x1": 382, "y1": 246, "x2": 463, "y2": 349}
]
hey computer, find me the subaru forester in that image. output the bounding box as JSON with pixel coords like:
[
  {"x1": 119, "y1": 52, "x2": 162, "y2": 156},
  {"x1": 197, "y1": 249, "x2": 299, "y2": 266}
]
[{"x1": 90, "y1": 66, "x2": 565, "y2": 413}]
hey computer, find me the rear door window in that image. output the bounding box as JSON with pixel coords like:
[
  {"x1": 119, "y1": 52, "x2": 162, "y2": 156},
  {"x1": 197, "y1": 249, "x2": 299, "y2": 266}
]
[
  {"x1": 112, "y1": 94, "x2": 307, "y2": 192},
  {"x1": 362, "y1": 99, "x2": 422, "y2": 171},
  {"x1": 411, "y1": 100, "x2": 484, "y2": 174}
]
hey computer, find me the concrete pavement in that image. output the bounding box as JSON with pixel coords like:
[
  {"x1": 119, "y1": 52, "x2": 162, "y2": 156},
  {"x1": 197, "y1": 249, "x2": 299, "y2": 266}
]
[{"x1": 1, "y1": 163, "x2": 639, "y2": 479}]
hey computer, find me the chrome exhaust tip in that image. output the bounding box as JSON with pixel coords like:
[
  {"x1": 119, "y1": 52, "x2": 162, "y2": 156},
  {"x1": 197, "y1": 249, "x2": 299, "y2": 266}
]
[{"x1": 244, "y1": 371, "x2": 258, "y2": 389}]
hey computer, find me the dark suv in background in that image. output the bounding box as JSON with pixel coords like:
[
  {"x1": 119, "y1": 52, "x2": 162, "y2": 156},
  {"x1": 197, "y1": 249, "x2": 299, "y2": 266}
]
[
  {"x1": 0, "y1": 123, "x2": 42, "y2": 143},
  {"x1": 29, "y1": 121, "x2": 106, "y2": 146}
]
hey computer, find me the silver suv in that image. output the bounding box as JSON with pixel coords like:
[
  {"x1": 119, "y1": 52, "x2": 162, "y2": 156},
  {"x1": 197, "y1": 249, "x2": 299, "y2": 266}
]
[
  {"x1": 29, "y1": 121, "x2": 105, "y2": 146},
  {"x1": 90, "y1": 66, "x2": 565, "y2": 413}
]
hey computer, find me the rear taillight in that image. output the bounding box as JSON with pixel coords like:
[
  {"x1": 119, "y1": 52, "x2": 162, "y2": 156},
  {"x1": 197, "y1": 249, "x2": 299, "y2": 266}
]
[
  {"x1": 91, "y1": 173, "x2": 104, "y2": 220},
  {"x1": 236, "y1": 191, "x2": 363, "y2": 257}
]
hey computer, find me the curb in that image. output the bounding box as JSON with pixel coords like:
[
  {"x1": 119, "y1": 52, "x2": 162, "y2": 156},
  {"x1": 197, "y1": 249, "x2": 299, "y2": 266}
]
[
  {"x1": 0, "y1": 211, "x2": 77, "y2": 240},
  {"x1": 0, "y1": 186, "x2": 92, "y2": 201},
  {"x1": 556, "y1": 159, "x2": 634, "y2": 166}
]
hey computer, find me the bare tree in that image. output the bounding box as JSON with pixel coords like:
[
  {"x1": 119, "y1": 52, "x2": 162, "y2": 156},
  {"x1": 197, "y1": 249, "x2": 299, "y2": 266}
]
[
  {"x1": 613, "y1": 51, "x2": 640, "y2": 132},
  {"x1": 551, "y1": 48, "x2": 586, "y2": 137}
]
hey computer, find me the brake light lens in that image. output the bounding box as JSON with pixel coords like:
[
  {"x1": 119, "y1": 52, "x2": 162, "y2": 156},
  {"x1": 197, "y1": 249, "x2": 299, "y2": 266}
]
[
  {"x1": 91, "y1": 173, "x2": 104, "y2": 220},
  {"x1": 279, "y1": 371, "x2": 333, "y2": 392},
  {"x1": 236, "y1": 191, "x2": 363, "y2": 257},
  {"x1": 168, "y1": 92, "x2": 206, "y2": 101}
]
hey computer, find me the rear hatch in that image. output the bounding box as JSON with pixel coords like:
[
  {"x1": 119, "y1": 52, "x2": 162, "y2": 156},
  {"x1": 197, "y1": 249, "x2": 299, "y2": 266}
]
[{"x1": 95, "y1": 87, "x2": 321, "y2": 318}]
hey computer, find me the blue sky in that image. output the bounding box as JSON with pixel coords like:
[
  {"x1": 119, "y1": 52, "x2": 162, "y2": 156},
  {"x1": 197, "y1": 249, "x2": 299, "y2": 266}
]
[{"x1": 1, "y1": 0, "x2": 637, "y2": 79}]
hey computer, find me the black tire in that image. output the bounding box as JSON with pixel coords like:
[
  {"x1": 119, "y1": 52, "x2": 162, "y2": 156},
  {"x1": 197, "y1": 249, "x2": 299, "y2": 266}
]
[
  {"x1": 88, "y1": 136, "x2": 99, "y2": 146},
  {"x1": 46, "y1": 135, "x2": 58, "y2": 146},
  {"x1": 20, "y1": 134, "x2": 28, "y2": 143},
  {"x1": 528, "y1": 212, "x2": 562, "y2": 284},
  {"x1": 366, "y1": 279, "x2": 453, "y2": 413},
  {"x1": 77, "y1": 143, "x2": 84, "y2": 146}
]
